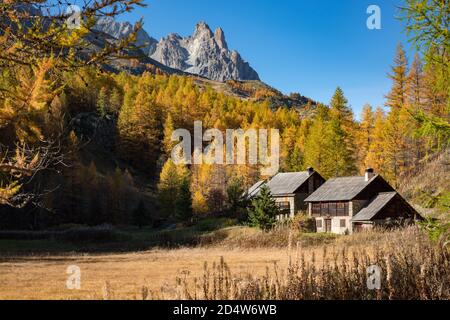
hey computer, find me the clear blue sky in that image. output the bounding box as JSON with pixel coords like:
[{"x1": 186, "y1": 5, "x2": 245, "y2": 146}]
[{"x1": 119, "y1": 0, "x2": 416, "y2": 118}]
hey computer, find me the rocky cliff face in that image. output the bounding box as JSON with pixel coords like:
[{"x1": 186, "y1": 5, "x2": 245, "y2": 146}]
[
  {"x1": 94, "y1": 17, "x2": 158, "y2": 56},
  {"x1": 150, "y1": 22, "x2": 260, "y2": 81},
  {"x1": 95, "y1": 19, "x2": 260, "y2": 82}
]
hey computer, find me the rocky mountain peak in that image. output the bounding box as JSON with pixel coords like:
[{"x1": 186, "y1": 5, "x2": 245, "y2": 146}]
[
  {"x1": 214, "y1": 27, "x2": 228, "y2": 50},
  {"x1": 192, "y1": 21, "x2": 214, "y2": 41},
  {"x1": 150, "y1": 21, "x2": 259, "y2": 81},
  {"x1": 95, "y1": 18, "x2": 259, "y2": 81}
]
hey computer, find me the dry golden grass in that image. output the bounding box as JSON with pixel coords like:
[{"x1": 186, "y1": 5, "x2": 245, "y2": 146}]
[
  {"x1": 0, "y1": 227, "x2": 448, "y2": 300},
  {"x1": 0, "y1": 247, "x2": 300, "y2": 300}
]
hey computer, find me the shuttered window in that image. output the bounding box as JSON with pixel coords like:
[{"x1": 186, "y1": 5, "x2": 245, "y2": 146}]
[
  {"x1": 312, "y1": 202, "x2": 349, "y2": 217},
  {"x1": 312, "y1": 203, "x2": 321, "y2": 216},
  {"x1": 329, "y1": 203, "x2": 337, "y2": 216},
  {"x1": 320, "y1": 203, "x2": 328, "y2": 215},
  {"x1": 316, "y1": 219, "x2": 323, "y2": 228},
  {"x1": 337, "y1": 203, "x2": 348, "y2": 216}
]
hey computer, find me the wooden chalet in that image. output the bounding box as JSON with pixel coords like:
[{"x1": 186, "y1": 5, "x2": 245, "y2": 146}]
[{"x1": 304, "y1": 169, "x2": 421, "y2": 234}]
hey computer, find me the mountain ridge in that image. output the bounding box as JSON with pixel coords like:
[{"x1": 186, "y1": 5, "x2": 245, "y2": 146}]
[{"x1": 95, "y1": 19, "x2": 260, "y2": 82}]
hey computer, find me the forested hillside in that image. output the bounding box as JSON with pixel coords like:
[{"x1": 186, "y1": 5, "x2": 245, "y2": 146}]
[{"x1": 0, "y1": 0, "x2": 448, "y2": 230}]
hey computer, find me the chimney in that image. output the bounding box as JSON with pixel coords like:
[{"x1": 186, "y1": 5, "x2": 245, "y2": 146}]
[
  {"x1": 307, "y1": 167, "x2": 314, "y2": 175},
  {"x1": 365, "y1": 168, "x2": 375, "y2": 181}
]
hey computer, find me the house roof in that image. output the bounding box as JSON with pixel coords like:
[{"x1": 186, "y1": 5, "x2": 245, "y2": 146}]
[
  {"x1": 305, "y1": 175, "x2": 379, "y2": 202},
  {"x1": 247, "y1": 171, "x2": 314, "y2": 198},
  {"x1": 247, "y1": 180, "x2": 265, "y2": 198},
  {"x1": 266, "y1": 172, "x2": 312, "y2": 195},
  {"x1": 351, "y1": 192, "x2": 397, "y2": 222}
]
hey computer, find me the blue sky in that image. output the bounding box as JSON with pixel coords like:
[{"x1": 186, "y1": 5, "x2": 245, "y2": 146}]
[{"x1": 119, "y1": 0, "x2": 416, "y2": 118}]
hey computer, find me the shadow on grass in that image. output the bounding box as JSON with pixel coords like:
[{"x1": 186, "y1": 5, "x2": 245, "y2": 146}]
[{"x1": 0, "y1": 217, "x2": 239, "y2": 258}]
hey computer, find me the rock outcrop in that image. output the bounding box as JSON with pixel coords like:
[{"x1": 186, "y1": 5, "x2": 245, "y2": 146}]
[{"x1": 94, "y1": 17, "x2": 158, "y2": 56}]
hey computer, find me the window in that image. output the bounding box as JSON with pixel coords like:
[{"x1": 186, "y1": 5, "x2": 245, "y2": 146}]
[
  {"x1": 312, "y1": 203, "x2": 321, "y2": 216},
  {"x1": 320, "y1": 203, "x2": 329, "y2": 215},
  {"x1": 329, "y1": 202, "x2": 337, "y2": 216},
  {"x1": 340, "y1": 219, "x2": 346, "y2": 228},
  {"x1": 337, "y1": 202, "x2": 348, "y2": 216},
  {"x1": 316, "y1": 219, "x2": 323, "y2": 228},
  {"x1": 277, "y1": 202, "x2": 290, "y2": 212}
]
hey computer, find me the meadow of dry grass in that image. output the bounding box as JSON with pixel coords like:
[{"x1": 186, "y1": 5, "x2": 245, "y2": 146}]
[
  {"x1": 0, "y1": 227, "x2": 448, "y2": 300},
  {"x1": 0, "y1": 246, "x2": 303, "y2": 300}
]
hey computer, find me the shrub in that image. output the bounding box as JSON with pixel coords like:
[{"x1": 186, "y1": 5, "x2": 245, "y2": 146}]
[{"x1": 290, "y1": 213, "x2": 316, "y2": 233}]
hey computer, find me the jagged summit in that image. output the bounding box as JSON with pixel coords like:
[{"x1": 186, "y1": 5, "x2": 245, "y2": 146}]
[
  {"x1": 192, "y1": 21, "x2": 214, "y2": 39},
  {"x1": 150, "y1": 21, "x2": 259, "y2": 81},
  {"x1": 95, "y1": 18, "x2": 259, "y2": 81},
  {"x1": 214, "y1": 27, "x2": 228, "y2": 50}
]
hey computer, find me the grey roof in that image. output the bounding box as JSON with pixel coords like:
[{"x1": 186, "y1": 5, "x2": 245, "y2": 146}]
[
  {"x1": 247, "y1": 180, "x2": 265, "y2": 198},
  {"x1": 266, "y1": 172, "x2": 311, "y2": 195},
  {"x1": 305, "y1": 175, "x2": 379, "y2": 202},
  {"x1": 246, "y1": 172, "x2": 313, "y2": 198},
  {"x1": 352, "y1": 192, "x2": 397, "y2": 222}
]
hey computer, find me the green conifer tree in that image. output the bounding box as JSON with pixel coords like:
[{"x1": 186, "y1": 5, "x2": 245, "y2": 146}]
[{"x1": 248, "y1": 186, "x2": 279, "y2": 231}]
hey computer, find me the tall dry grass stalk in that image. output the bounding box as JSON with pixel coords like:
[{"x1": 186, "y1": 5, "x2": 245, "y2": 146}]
[{"x1": 167, "y1": 227, "x2": 450, "y2": 300}]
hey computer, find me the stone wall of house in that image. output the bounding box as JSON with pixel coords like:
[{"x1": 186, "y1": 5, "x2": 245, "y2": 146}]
[{"x1": 314, "y1": 217, "x2": 352, "y2": 235}]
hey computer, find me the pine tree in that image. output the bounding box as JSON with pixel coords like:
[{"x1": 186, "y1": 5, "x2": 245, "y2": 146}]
[
  {"x1": 383, "y1": 44, "x2": 410, "y2": 185},
  {"x1": 109, "y1": 87, "x2": 122, "y2": 115},
  {"x1": 357, "y1": 104, "x2": 375, "y2": 171},
  {"x1": 328, "y1": 87, "x2": 357, "y2": 176},
  {"x1": 326, "y1": 117, "x2": 356, "y2": 177},
  {"x1": 97, "y1": 87, "x2": 108, "y2": 117},
  {"x1": 304, "y1": 92, "x2": 356, "y2": 178},
  {"x1": 330, "y1": 87, "x2": 354, "y2": 135},
  {"x1": 118, "y1": 82, "x2": 160, "y2": 171},
  {"x1": 386, "y1": 44, "x2": 409, "y2": 110},
  {"x1": 366, "y1": 107, "x2": 386, "y2": 173},
  {"x1": 162, "y1": 113, "x2": 176, "y2": 157},
  {"x1": 304, "y1": 109, "x2": 332, "y2": 177},
  {"x1": 408, "y1": 54, "x2": 425, "y2": 111},
  {"x1": 248, "y1": 186, "x2": 279, "y2": 231},
  {"x1": 192, "y1": 190, "x2": 209, "y2": 215},
  {"x1": 174, "y1": 164, "x2": 193, "y2": 222},
  {"x1": 157, "y1": 159, "x2": 180, "y2": 218},
  {"x1": 157, "y1": 159, "x2": 192, "y2": 221}
]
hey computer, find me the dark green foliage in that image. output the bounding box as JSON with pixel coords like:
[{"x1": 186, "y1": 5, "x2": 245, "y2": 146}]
[
  {"x1": 225, "y1": 177, "x2": 249, "y2": 220},
  {"x1": 133, "y1": 200, "x2": 148, "y2": 228},
  {"x1": 175, "y1": 181, "x2": 193, "y2": 223},
  {"x1": 247, "y1": 186, "x2": 279, "y2": 231}
]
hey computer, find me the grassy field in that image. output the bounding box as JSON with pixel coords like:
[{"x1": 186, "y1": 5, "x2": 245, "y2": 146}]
[
  {"x1": 0, "y1": 246, "x2": 295, "y2": 300},
  {"x1": 1, "y1": 225, "x2": 448, "y2": 300},
  {"x1": 0, "y1": 221, "x2": 334, "y2": 299}
]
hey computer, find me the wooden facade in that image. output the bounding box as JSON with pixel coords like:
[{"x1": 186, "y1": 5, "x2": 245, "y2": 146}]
[{"x1": 305, "y1": 170, "x2": 421, "y2": 234}]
